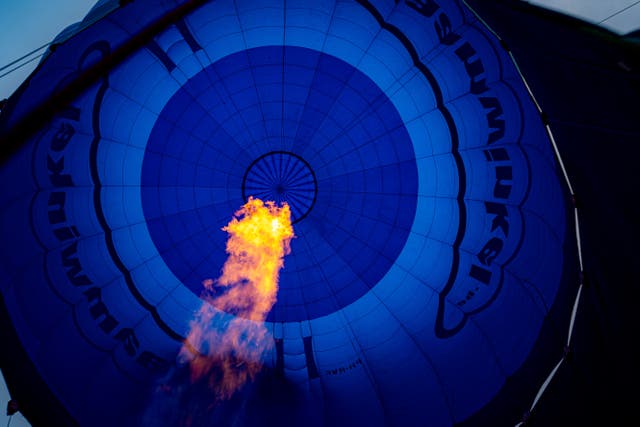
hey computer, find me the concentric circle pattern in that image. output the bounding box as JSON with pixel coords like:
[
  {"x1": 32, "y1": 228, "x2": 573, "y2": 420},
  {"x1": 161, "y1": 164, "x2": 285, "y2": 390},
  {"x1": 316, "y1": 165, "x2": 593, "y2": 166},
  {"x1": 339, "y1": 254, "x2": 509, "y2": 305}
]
[
  {"x1": 0, "y1": 1, "x2": 572, "y2": 426},
  {"x1": 243, "y1": 151, "x2": 317, "y2": 223},
  {"x1": 141, "y1": 45, "x2": 418, "y2": 322}
]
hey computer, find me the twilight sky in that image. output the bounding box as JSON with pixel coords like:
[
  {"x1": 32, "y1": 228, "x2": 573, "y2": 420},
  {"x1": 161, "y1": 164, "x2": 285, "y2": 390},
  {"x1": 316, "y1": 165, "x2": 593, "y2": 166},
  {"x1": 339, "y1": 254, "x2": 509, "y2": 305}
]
[{"x1": 0, "y1": 0, "x2": 96, "y2": 101}]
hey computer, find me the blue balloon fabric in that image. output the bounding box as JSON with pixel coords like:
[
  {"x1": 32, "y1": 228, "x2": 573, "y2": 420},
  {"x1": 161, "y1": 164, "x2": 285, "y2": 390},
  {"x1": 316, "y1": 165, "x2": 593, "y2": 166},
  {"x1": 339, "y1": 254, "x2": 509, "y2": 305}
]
[{"x1": 0, "y1": 0, "x2": 570, "y2": 426}]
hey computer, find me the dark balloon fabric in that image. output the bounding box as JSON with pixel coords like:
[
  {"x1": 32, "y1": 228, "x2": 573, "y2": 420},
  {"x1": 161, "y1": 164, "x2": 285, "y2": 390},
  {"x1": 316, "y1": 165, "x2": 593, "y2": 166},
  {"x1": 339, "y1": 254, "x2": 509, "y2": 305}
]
[{"x1": 0, "y1": 1, "x2": 570, "y2": 426}]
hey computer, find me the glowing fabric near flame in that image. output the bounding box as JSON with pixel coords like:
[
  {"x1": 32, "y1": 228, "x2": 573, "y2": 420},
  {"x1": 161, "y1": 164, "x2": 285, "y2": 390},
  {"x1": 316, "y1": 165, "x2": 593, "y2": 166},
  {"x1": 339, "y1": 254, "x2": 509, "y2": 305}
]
[{"x1": 179, "y1": 197, "x2": 294, "y2": 400}]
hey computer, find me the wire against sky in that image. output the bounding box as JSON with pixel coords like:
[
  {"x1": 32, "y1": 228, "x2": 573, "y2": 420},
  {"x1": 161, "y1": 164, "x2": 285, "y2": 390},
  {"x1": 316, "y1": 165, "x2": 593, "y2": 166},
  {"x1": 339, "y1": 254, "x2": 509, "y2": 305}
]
[
  {"x1": 0, "y1": 43, "x2": 50, "y2": 74},
  {"x1": 0, "y1": 0, "x2": 102, "y2": 100},
  {"x1": 598, "y1": 0, "x2": 640, "y2": 23},
  {"x1": 0, "y1": 55, "x2": 45, "y2": 80}
]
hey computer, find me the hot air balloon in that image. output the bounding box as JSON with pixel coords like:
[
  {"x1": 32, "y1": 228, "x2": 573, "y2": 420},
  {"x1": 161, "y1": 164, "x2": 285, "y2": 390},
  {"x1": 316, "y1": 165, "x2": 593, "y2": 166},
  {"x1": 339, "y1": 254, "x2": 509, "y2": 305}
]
[{"x1": 2, "y1": 0, "x2": 636, "y2": 426}]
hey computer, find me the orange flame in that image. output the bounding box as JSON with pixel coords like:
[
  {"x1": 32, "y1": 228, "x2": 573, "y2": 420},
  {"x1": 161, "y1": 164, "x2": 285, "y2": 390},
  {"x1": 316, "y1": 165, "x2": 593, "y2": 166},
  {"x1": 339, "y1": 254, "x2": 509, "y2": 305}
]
[{"x1": 178, "y1": 197, "x2": 294, "y2": 400}]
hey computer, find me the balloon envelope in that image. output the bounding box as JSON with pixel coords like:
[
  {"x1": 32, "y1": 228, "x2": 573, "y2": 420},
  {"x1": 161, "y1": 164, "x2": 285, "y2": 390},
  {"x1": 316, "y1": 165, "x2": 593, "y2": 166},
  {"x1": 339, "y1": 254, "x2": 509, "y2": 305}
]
[{"x1": 0, "y1": 0, "x2": 574, "y2": 426}]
